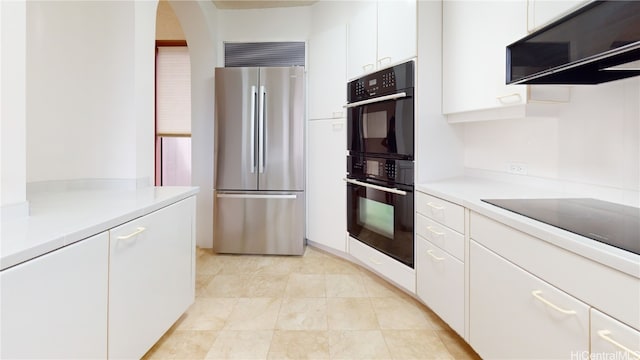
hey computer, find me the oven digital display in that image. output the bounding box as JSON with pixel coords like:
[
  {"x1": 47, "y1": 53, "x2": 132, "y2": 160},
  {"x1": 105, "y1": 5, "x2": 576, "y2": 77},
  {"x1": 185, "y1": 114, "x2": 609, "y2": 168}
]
[
  {"x1": 366, "y1": 160, "x2": 379, "y2": 176},
  {"x1": 369, "y1": 79, "x2": 377, "y2": 86}
]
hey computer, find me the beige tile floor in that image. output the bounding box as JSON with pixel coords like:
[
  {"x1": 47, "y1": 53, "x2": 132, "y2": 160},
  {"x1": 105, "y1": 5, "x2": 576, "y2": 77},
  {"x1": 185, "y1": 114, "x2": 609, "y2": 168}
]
[{"x1": 143, "y1": 246, "x2": 481, "y2": 360}]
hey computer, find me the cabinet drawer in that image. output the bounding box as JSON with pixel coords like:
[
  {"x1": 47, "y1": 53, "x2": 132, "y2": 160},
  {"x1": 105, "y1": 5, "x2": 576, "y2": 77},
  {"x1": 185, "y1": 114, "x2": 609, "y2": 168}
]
[
  {"x1": 591, "y1": 309, "x2": 640, "y2": 359},
  {"x1": 416, "y1": 192, "x2": 464, "y2": 233},
  {"x1": 349, "y1": 237, "x2": 415, "y2": 294},
  {"x1": 416, "y1": 213, "x2": 464, "y2": 261},
  {"x1": 416, "y1": 236, "x2": 464, "y2": 336},
  {"x1": 470, "y1": 240, "x2": 590, "y2": 359},
  {"x1": 470, "y1": 212, "x2": 640, "y2": 330}
]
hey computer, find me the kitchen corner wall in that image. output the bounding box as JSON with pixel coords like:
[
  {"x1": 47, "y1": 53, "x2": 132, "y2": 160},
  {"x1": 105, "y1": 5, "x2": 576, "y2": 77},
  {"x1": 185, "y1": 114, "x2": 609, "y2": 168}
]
[{"x1": 460, "y1": 77, "x2": 640, "y2": 193}]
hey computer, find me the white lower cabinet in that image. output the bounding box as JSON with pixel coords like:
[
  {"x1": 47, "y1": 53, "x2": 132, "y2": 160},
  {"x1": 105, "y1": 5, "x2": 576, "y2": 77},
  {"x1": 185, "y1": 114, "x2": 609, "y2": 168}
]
[
  {"x1": 306, "y1": 118, "x2": 347, "y2": 252},
  {"x1": 591, "y1": 309, "x2": 640, "y2": 360},
  {"x1": 470, "y1": 240, "x2": 590, "y2": 359},
  {"x1": 0, "y1": 232, "x2": 109, "y2": 359},
  {"x1": 415, "y1": 235, "x2": 464, "y2": 336},
  {"x1": 109, "y1": 198, "x2": 195, "y2": 359}
]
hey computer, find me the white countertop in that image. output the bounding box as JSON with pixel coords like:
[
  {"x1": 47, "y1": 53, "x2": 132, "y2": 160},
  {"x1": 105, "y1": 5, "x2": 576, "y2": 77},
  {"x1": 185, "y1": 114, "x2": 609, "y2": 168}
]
[
  {"x1": 416, "y1": 177, "x2": 640, "y2": 279},
  {"x1": 1, "y1": 186, "x2": 199, "y2": 271}
]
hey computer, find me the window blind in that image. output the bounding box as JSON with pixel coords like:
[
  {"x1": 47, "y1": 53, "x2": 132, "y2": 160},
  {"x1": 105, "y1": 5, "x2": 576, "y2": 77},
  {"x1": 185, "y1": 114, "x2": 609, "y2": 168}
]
[{"x1": 156, "y1": 46, "x2": 191, "y2": 135}]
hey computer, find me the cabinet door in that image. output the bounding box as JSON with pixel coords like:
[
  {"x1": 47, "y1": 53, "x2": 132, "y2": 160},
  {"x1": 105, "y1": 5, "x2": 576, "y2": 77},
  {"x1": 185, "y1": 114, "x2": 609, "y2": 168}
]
[
  {"x1": 307, "y1": 118, "x2": 347, "y2": 252},
  {"x1": 109, "y1": 198, "x2": 195, "y2": 359},
  {"x1": 530, "y1": 0, "x2": 588, "y2": 32},
  {"x1": 470, "y1": 240, "x2": 589, "y2": 359},
  {"x1": 377, "y1": 0, "x2": 416, "y2": 67},
  {"x1": 442, "y1": 0, "x2": 527, "y2": 114},
  {"x1": 591, "y1": 309, "x2": 640, "y2": 360},
  {"x1": 416, "y1": 236, "x2": 464, "y2": 336},
  {"x1": 309, "y1": 24, "x2": 347, "y2": 120},
  {"x1": 0, "y1": 233, "x2": 108, "y2": 359},
  {"x1": 309, "y1": 1, "x2": 348, "y2": 120},
  {"x1": 347, "y1": 1, "x2": 377, "y2": 79}
]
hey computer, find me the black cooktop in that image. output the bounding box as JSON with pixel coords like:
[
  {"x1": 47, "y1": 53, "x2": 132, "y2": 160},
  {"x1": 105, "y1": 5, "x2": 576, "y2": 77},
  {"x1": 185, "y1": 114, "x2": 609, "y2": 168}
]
[{"x1": 481, "y1": 198, "x2": 640, "y2": 256}]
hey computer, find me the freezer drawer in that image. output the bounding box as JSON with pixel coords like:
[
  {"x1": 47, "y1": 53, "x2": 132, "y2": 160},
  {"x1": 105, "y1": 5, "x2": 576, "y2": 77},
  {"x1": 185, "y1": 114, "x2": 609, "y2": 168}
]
[{"x1": 214, "y1": 191, "x2": 305, "y2": 255}]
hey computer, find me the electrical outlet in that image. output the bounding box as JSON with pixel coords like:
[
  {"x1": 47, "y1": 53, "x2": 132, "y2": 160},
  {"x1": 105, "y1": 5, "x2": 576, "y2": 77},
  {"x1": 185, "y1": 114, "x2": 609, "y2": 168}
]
[{"x1": 507, "y1": 162, "x2": 528, "y2": 175}]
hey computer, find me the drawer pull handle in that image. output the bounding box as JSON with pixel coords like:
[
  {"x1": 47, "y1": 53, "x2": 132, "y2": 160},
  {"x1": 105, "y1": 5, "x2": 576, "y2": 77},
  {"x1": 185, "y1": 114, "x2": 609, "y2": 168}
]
[
  {"x1": 369, "y1": 257, "x2": 383, "y2": 265},
  {"x1": 117, "y1": 227, "x2": 146, "y2": 240},
  {"x1": 497, "y1": 93, "x2": 522, "y2": 105},
  {"x1": 427, "y1": 250, "x2": 445, "y2": 261},
  {"x1": 531, "y1": 290, "x2": 576, "y2": 315},
  {"x1": 597, "y1": 330, "x2": 640, "y2": 359},
  {"x1": 427, "y1": 202, "x2": 444, "y2": 210},
  {"x1": 427, "y1": 226, "x2": 445, "y2": 236}
]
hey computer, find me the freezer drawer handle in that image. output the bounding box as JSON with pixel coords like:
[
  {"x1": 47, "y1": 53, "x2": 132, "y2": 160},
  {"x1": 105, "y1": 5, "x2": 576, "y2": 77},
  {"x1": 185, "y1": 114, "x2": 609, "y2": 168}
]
[
  {"x1": 343, "y1": 178, "x2": 407, "y2": 196},
  {"x1": 344, "y1": 92, "x2": 408, "y2": 108},
  {"x1": 216, "y1": 194, "x2": 297, "y2": 200},
  {"x1": 597, "y1": 330, "x2": 640, "y2": 359},
  {"x1": 531, "y1": 290, "x2": 576, "y2": 315},
  {"x1": 117, "y1": 227, "x2": 146, "y2": 240}
]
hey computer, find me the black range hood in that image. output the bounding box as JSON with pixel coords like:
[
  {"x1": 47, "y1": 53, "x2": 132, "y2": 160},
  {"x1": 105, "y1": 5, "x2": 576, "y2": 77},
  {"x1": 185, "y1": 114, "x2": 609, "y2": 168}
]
[{"x1": 507, "y1": 1, "x2": 640, "y2": 85}]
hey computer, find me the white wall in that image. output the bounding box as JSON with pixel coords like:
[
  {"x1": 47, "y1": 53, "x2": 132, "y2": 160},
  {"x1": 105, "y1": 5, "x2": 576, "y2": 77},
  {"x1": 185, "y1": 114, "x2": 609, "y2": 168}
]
[
  {"x1": 0, "y1": 0, "x2": 27, "y2": 212},
  {"x1": 25, "y1": 1, "x2": 154, "y2": 185},
  {"x1": 461, "y1": 77, "x2": 640, "y2": 193},
  {"x1": 135, "y1": 1, "x2": 159, "y2": 188},
  {"x1": 216, "y1": 6, "x2": 311, "y2": 65},
  {"x1": 169, "y1": 0, "x2": 218, "y2": 248},
  {"x1": 416, "y1": 0, "x2": 464, "y2": 183}
]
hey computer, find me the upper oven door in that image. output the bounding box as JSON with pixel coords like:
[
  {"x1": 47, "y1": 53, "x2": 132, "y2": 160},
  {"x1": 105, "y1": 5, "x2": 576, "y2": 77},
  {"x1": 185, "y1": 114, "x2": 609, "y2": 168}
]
[{"x1": 347, "y1": 90, "x2": 414, "y2": 160}]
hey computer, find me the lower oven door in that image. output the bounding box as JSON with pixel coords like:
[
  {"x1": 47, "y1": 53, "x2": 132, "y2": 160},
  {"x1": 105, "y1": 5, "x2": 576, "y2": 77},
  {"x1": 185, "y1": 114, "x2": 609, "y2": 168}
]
[{"x1": 346, "y1": 178, "x2": 414, "y2": 268}]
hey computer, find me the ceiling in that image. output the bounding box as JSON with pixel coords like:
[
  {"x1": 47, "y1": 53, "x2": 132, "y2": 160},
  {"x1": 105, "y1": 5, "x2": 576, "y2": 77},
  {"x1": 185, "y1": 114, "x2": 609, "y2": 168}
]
[{"x1": 213, "y1": 0, "x2": 317, "y2": 9}]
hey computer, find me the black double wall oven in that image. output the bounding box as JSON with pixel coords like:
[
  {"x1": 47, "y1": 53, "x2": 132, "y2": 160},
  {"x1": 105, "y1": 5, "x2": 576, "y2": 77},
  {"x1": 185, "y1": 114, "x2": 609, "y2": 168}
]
[{"x1": 346, "y1": 61, "x2": 415, "y2": 268}]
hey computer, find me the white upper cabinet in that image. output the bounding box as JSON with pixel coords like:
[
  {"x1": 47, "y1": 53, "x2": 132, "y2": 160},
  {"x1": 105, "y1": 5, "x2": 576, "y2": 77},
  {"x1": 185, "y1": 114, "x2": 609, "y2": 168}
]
[
  {"x1": 309, "y1": 1, "x2": 349, "y2": 120},
  {"x1": 347, "y1": 0, "x2": 416, "y2": 80},
  {"x1": 347, "y1": 1, "x2": 378, "y2": 79},
  {"x1": 376, "y1": 0, "x2": 417, "y2": 69},
  {"x1": 442, "y1": 0, "x2": 570, "y2": 122},
  {"x1": 528, "y1": 0, "x2": 589, "y2": 32}
]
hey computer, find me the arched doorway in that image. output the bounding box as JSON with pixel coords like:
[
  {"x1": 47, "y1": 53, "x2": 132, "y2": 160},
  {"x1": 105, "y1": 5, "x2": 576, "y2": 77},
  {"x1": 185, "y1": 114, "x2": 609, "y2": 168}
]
[{"x1": 155, "y1": 1, "x2": 191, "y2": 186}]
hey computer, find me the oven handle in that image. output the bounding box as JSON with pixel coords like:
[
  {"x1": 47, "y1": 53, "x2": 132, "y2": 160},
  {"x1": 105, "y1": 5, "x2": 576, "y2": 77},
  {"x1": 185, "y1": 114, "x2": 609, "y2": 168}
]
[
  {"x1": 344, "y1": 92, "x2": 408, "y2": 109},
  {"x1": 344, "y1": 178, "x2": 408, "y2": 196}
]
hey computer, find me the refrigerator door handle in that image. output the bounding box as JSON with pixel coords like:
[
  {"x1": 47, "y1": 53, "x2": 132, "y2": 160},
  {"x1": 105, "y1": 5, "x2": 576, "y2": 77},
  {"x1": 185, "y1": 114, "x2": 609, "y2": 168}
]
[
  {"x1": 259, "y1": 85, "x2": 266, "y2": 173},
  {"x1": 216, "y1": 193, "x2": 297, "y2": 200},
  {"x1": 250, "y1": 85, "x2": 257, "y2": 173}
]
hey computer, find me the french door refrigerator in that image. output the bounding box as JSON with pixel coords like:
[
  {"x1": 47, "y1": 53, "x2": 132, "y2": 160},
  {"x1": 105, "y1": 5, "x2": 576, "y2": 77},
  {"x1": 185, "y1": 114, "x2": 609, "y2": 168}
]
[{"x1": 214, "y1": 66, "x2": 305, "y2": 255}]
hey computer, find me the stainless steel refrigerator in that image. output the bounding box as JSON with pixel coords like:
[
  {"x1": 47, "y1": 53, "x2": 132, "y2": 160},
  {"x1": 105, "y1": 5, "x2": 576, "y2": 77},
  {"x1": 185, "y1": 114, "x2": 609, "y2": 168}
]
[{"x1": 213, "y1": 66, "x2": 305, "y2": 255}]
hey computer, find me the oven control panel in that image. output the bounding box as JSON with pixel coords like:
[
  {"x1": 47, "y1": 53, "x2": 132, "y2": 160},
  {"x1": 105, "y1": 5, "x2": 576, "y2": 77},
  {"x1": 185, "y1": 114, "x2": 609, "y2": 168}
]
[
  {"x1": 347, "y1": 60, "x2": 414, "y2": 102},
  {"x1": 347, "y1": 156, "x2": 414, "y2": 186}
]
